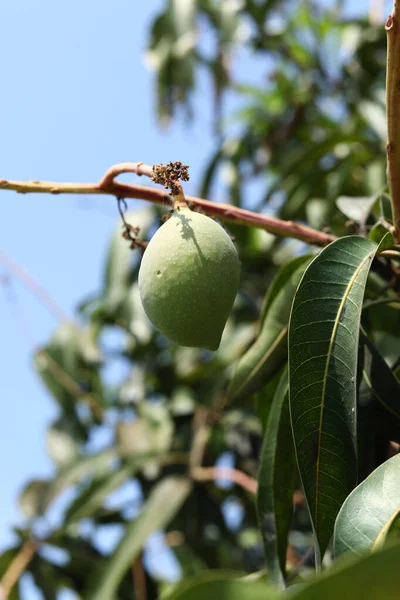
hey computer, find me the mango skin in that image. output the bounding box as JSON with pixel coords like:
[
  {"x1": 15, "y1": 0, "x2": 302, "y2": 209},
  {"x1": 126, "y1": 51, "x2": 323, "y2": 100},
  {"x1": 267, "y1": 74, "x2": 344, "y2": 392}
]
[{"x1": 138, "y1": 207, "x2": 240, "y2": 351}]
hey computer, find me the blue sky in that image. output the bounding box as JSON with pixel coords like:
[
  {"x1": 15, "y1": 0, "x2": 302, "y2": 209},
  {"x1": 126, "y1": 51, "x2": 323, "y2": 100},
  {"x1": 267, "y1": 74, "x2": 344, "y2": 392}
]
[
  {"x1": 0, "y1": 0, "x2": 379, "y2": 596},
  {"x1": 0, "y1": 2, "x2": 219, "y2": 594}
]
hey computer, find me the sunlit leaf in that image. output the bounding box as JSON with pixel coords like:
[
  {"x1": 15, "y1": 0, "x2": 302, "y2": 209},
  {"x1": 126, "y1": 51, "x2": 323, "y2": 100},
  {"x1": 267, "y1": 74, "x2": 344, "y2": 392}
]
[
  {"x1": 229, "y1": 255, "x2": 312, "y2": 402},
  {"x1": 64, "y1": 457, "x2": 141, "y2": 525},
  {"x1": 334, "y1": 455, "x2": 400, "y2": 557},
  {"x1": 84, "y1": 477, "x2": 192, "y2": 600}
]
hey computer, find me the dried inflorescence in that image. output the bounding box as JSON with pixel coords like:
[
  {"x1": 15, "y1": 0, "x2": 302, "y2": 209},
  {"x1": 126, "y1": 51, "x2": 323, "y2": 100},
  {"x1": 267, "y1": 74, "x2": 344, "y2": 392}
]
[
  {"x1": 117, "y1": 197, "x2": 148, "y2": 250},
  {"x1": 151, "y1": 161, "x2": 190, "y2": 195}
]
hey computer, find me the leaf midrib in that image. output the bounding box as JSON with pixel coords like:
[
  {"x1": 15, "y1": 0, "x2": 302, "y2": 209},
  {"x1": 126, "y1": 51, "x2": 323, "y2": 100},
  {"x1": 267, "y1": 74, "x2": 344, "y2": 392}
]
[{"x1": 315, "y1": 252, "x2": 373, "y2": 531}]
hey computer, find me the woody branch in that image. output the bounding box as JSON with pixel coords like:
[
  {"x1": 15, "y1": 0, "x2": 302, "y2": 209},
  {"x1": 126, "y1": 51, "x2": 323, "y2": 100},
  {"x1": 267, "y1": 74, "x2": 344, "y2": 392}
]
[{"x1": 0, "y1": 161, "x2": 335, "y2": 247}]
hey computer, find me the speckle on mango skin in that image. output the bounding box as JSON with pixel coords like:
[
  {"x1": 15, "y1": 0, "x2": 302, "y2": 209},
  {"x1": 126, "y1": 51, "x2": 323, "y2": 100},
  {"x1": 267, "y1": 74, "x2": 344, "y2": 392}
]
[{"x1": 138, "y1": 206, "x2": 240, "y2": 351}]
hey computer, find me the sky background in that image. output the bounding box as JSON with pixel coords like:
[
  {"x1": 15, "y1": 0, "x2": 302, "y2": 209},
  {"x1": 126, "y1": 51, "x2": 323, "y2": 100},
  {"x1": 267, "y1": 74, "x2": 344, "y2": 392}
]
[{"x1": 0, "y1": 0, "x2": 384, "y2": 597}]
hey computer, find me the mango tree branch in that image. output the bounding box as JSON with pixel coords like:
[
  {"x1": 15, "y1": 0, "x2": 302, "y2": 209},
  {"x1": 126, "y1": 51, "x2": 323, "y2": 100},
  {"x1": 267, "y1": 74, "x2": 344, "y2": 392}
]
[
  {"x1": 0, "y1": 539, "x2": 38, "y2": 600},
  {"x1": 386, "y1": 5, "x2": 400, "y2": 241},
  {"x1": 0, "y1": 162, "x2": 335, "y2": 247}
]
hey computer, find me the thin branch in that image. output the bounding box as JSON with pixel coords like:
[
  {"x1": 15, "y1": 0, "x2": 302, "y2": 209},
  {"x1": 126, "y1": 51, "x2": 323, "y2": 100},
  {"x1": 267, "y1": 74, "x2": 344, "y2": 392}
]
[
  {"x1": 191, "y1": 466, "x2": 258, "y2": 495},
  {"x1": 0, "y1": 163, "x2": 336, "y2": 247},
  {"x1": 0, "y1": 268, "x2": 104, "y2": 420},
  {"x1": 188, "y1": 407, "x2": 210, "y2": 471},
  {"x1": 132, "y1": 556, "x2": 147, "y2": 600},
  {"x1": 0, "y1": 539, "x2": 38, "y2": 599},
  {"x1": 386, "y1": 5, "x2": 400, "y2": 241},
  {"x1": 0, "y1": 250, "x2": 69, "y2": 322},
  {"x1": 99, "y1": 161, "x2": 152, "y2": 188}
]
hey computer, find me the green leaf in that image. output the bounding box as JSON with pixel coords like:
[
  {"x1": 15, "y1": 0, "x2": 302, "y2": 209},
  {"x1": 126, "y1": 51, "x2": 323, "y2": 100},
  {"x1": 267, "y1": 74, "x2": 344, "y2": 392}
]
[
  {"x1": 357, "y1": 330, "x2": 400, "y2": 481},
  {"x1": 336, "y1": 195, "x2": 377, "y2": 225},
  {"x1": 164, "y1": 571, "x2": 278, "y2": 600},
  {"x1": 84, "y1": 476, "x2": 192, "y2": 600},
  {"x1": 19, "y1": 449, "x2": 117, "y2": 517},
  {"x1": 333, "y1": 455, "x2": 400, "y2": 557},
  {"x1": 257, "y1": 366, "x2": 296, "y2": 588},
  {"x1": 64, "y1": 457, "x2": 140, "y2": 525},
  {"x1": 289, "y1": 542, "x2": 400, "y2": 600},
  {"x1": 368, "y1": 222, "x2": 394, "y2": 246},
  {"x1": 34, "y1": 323, "x2": 104, "y2": 426},
  {"x1": 228, "y1": 255, "x2": 313, "y2": 402},
  {"x1": 289, "y1": 236, "x2": 378, "y2": 560},
  {"x1": 19, "y1": 479, "x2": 49, "y2": 519},
  {"x1": 359, "y1": 329, "x2": 400, "y2": 421}
]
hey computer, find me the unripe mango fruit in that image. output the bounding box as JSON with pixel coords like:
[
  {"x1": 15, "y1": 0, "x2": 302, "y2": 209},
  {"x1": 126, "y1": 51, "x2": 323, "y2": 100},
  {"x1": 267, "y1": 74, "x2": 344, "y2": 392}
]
[{"x1": 138, "y1": 206, "x2": 240, "y2": 351}]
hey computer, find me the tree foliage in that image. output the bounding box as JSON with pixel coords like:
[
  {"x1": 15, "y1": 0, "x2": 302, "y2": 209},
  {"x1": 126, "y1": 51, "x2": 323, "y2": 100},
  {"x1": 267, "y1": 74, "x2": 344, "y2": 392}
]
[{"x1": 2, "y1": 1, "x2": 400, "y2": 599}]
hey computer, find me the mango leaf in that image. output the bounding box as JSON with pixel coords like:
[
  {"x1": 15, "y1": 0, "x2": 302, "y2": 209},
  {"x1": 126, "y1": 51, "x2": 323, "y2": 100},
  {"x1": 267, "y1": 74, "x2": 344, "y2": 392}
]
[
  {"x1": 357, "y1": 330, "x2": 400, "y2": 480},
  {"x1": 368, "y1": 222, "x2": 394, "y2": 246},
  {"x1": 359, "y1": 329, "x2": 400, "y2": 420},
  {"x1": 64, "y1": 456, "x2": 141, "y2": 525},
  {"x1": 164, "y1": 571, "x2": 278, "y2": 600},
  {"x1": 289, "y1": 541, "x2": 400, "y2": 600},
  {"x1": 27, "y1": 555, "x2": 59, "y2": 600},
  {"x1": 257, "y1": 366, "x2": 296, "y2": 588},
  {"x1": 19, "y1": 449, "x2": 117, "y2": 518},
  {"x1": 333, "y1": 455, "x2": 400, "y2": 557},
  {"x1": 289, "y1": 235, "x2": 379, "y2": 561},
  {"x1": 228, "y1": 254, "x2": 313, "y2": 402},
  {"x1": 34, "y1": 323, "x2": 104, "y2": 426},
  {"x1": 336, "y1": 195, "x2": 377, "y2": 225},
  {"x1": 84, "y1": 476, "x2": 192, "y2": 600}
]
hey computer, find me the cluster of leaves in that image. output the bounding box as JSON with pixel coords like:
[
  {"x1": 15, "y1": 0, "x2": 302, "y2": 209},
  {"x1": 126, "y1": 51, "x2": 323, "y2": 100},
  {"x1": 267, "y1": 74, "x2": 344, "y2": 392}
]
[{"x1": 2, "y1": 1, "x2": 400, "y2": 599}]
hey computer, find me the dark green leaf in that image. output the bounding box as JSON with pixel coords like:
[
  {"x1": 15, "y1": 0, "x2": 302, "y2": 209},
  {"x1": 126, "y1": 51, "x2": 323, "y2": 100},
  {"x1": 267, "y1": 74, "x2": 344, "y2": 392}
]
[
  {"x1": 368, "y1": 222, "x2": 394, "y2": 246},
  {"x1": 289, "y1": 236, "x2": 378, "y2": 560},
  {"x1": 289, "y1": 541, "x2": 400, "y2": 599},
  {"x1": 164, "y1": 571, "x2": 278, "y2": 600},
  {"x1": 357, "y1": 330, "x2": 400, "y2": 481},
  {"x1": 84, "y1": 477, "x2": 192, "y2": 600},
  {"x1": 257, "y1": 366, "x2": 296, "y2": 588},
  {"x1": 333, "y1": 455, "x2": 400, "y2": 557},
  {"x1": 229, "y1": 255, "x2": 313, "y2": 402},
  {"x1": 359, "y1": 329, "x2": 400, "y2": 421}
]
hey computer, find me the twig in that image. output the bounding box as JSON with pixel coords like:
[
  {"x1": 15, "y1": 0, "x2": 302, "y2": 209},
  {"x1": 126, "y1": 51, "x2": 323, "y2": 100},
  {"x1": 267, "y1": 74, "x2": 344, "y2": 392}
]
[
  {"x1": 99, "y1": 162, "x2": 152, "y2": 188},
  {"x1": 386, "y1": 5, "x2": 400, "y2": 241},
  {"x1": 188, "y1": 407, "x2": 210, "y2": 471},
  {"x1": 0, "y1": 162, "x2": 336, "y2": 247},
  {"x1": 0, "y1": 250, "x2": 68, "y2": 322},
  {"x1": 132, "y1": 556, "x2": 147, "y2": 600},
  {"x1": 0, "y1": 255, "x2": 104, "y2": 420},
  {"x1": 191, "y1": 466, "x2": 258, "y2": 495},
  {"x1": 0, "y1": 539, "x2": 38, "y2": 599}
]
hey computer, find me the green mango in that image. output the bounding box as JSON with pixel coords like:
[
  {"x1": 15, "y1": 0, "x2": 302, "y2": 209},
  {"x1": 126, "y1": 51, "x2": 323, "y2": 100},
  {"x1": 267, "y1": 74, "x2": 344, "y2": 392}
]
[{"x1": 138, "y1": 206, "x2": 240, "y2": 350}]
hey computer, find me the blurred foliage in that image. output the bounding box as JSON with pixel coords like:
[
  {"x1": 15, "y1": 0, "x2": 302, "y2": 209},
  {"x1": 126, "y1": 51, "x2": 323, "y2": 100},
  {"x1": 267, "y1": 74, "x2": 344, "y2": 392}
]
[{"x1": 2, "y1": 1, "x2": 400, "y2": 599}]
